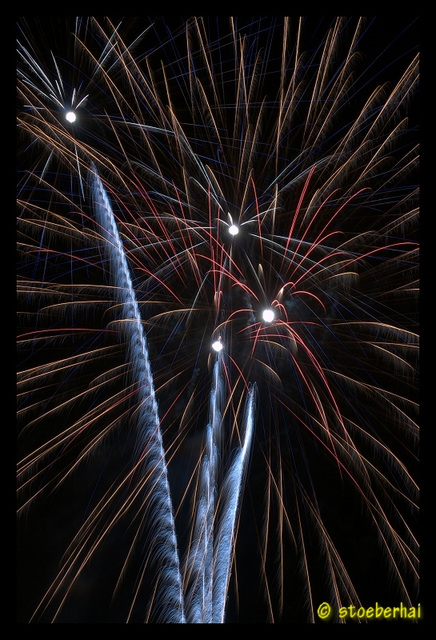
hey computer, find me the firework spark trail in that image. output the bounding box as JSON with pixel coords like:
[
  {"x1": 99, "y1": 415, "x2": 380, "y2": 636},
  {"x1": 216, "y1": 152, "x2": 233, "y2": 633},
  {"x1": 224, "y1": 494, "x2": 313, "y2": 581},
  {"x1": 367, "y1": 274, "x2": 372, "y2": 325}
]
[
  {"x1": 183, "y1": 353, "x2": 257, "y2": 624},
  {"x1": 212, "y1": 381, "x2": 256, "y2": 623},
  {"x1": 89, "y1": 164, "x2": 185, "y2": 623},
  {"x1": 184, "y1": 355, "x2": 222, "y2": 622},
  {"x1": 17, "y1": 16, "x2": 419, "y2": 623}
]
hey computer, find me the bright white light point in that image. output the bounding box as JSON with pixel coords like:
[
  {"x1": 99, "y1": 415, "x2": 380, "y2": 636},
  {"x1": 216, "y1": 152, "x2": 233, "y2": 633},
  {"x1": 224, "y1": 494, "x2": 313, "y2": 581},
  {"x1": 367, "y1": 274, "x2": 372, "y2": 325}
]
[
  {"x1": 65, "y1": 111, "x2": 76, "y2": 123},
  {"x1": 212, "y1": 340, "x2": 224, "y2": 352},
  {"x1": 228, "y1": 224, "x2": 239, "y2": 236},
  {"x1": 262, "y1": 309, "x2": 275, "y2": 323}
]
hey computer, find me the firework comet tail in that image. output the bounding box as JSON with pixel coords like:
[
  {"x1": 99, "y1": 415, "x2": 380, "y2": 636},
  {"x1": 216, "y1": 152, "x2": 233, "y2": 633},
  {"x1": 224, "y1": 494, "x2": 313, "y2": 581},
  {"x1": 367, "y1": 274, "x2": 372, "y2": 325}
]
[
  {"x1": 184, "y1": 356, "x2": 222, "y2": 622},
  {"x1": 212, "y1": 382, "x2": 257, "y2": 623},
  {"x1": 89, "y1": 165, "x2": 186, "y2": 623}
]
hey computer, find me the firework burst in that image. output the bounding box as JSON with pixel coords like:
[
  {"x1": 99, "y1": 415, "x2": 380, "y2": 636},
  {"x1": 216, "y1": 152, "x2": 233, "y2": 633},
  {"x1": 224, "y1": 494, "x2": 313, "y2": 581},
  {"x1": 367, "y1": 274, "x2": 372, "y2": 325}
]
[{"x1": 17, "y1": 16, "x2": 419, "y2": 623}]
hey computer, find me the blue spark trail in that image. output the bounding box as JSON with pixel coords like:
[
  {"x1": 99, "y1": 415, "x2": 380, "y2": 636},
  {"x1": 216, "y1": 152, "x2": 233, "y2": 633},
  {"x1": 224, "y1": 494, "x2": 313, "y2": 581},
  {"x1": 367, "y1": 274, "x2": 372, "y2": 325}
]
[
  {"x1": 89, "y1": 164, "x2": 255, "y2": 623},
  {"x1": 213, "y1": 382, "x2": 257, "y2": 623},
  {"x1": 89, "y1": 165, "x2": 185, "y2": 623},
  {"x1": 185, "y1": 356, "x2": 257, "y2": 623},
  {"x1": 185, "y1": 355, "x2": 223, "y2": 622}
]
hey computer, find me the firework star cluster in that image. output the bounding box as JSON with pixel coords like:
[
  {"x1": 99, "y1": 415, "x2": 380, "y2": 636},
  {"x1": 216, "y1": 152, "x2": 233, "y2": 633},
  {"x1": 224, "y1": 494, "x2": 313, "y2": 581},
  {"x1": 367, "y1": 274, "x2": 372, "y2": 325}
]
[{"x1": 17, "y1": 16, "x2": 419, "y2": 623}]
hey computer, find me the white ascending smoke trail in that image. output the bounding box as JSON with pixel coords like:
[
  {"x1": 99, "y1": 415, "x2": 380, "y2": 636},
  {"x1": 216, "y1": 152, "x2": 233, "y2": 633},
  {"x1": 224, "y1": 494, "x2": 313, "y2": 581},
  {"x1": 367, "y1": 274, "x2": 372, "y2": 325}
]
[
  {"x1": 185, "y1": 355, "x2": 223, "y2": 623},
  {"x1": 213, "y1": 383, "x2": 257, "y2": 624},
  {"x1": 89, "y1": 165, "x2": 185, "y2": 623}
]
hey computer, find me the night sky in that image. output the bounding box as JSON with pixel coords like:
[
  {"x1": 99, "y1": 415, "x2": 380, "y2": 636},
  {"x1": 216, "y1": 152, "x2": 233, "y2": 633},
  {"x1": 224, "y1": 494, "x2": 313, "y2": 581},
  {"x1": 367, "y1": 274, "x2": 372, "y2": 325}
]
[{"x1": 17, "y1": 15, "x2": 421, "y2": 624}]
